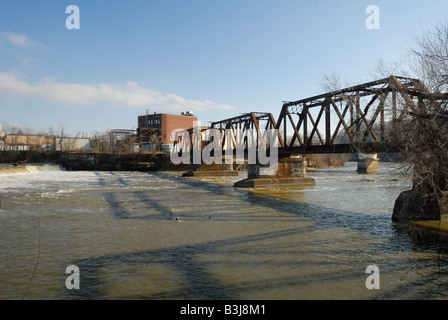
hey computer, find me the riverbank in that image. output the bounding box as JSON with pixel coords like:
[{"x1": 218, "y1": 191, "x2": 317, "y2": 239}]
[
  {"x1": 413, "y1": 220, "x2": 448, "y2": 238},
  {"x1": 0, "y1": 150, "x2": 190, "y2": 172}
]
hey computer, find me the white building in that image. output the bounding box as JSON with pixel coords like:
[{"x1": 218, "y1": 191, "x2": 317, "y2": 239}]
[{"x1": 55, "y1": 137, "x2": 93, "y2": 151}]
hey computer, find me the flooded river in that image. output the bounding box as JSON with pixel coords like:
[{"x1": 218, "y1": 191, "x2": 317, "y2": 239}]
[{"x1": 1, "y1": 162, "x2": 448, "y2": 300}]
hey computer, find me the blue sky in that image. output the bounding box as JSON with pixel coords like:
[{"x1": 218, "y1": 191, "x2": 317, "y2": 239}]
[{"x1": 0, "y1": 0, "x2": 447, "y2": 136}]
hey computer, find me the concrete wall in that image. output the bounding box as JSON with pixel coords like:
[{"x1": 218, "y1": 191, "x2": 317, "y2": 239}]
[{"x1": 55, "y1": 137, "x2": 92, "y2": 151}]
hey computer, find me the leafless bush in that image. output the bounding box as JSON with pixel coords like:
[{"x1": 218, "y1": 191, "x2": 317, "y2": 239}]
[
  {"x1": 400, "y1": 20, "x2": 448, "y2": 194},
  {"x1": 392, "y1": 106, "x2": 448, "y2": 194}
]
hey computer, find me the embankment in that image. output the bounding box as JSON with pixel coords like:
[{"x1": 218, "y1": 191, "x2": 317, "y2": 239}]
[{"x1": 0, "y1": 150, "x2": 191, "y2": 172}]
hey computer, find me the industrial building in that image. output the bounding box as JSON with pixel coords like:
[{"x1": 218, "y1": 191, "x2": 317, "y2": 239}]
[
  {"x1": 55, "y1": 137, "x2": 93, "y2": 151},
  {"x1": 1, "y1": 134, "x2": 55, "y2": 151},
  {"x1": 0, "y1": 134, "x2": 95, "y2": 152},
  {"x1": 0, "y1": 110, "x2": 198, "y2": 154},
  {"x1": 137, "y1": 111, "x2": 197, "y2": 152}
]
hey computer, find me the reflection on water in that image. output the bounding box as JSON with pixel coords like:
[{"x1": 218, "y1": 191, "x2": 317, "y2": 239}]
[{"x1": 1, "y1": 162, "x2": 448, "y2": 300}]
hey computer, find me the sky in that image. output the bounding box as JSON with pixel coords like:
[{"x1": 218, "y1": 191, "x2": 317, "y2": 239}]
[{"x1": 0, "y1": 0, "x2": 447, "y2": 136}]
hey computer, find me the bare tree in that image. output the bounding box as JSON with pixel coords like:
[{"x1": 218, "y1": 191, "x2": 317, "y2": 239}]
[
  {"x1": 398, "y1": 21, "x2": 448, "y2": 194},
  {"x1": 45, "y1": 126, "x2": 56, "y2": 138},
  {"x1": 410, "y1": 20, "x2": 448, "y2": 92},
  {"x1": 66, "y1": 132, "x2": 81, "y2": 152},
  {"x1": 57, "y1": 125, "x2": 66, "y2": 151},
  {"x1": 319, "y1": 72, "x2": 349, "y2": 92},
  {"x1": 138, "y1": 127, "x2": 161, "y2": 152},
  {"x1": 319, "y1": 41, "x2": 448, "y2": 220},
  {"x1": 401, "y1": 111, "x2": 448, "y2": 193},
  {"x1": 371, "y1": 57, "x2": 411, "y2": 79},
  {"x1": 387, "y1": 21, "x2": 448, "y2": 221},
  {"x1": 92, "y1": 130, "x2": 112, "y2": 153}
]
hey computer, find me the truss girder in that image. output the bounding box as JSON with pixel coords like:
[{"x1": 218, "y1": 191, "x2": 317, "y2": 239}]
[
  {"x1": 174, "y1": 76, "x2": 448, "y2": 156},
  {"x1": 276, "y1": 75, "x2": 448, "y2": 153}
]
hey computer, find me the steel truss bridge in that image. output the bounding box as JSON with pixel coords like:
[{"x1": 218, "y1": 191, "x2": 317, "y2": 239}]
[{"x1": 175, "y1": 75, "x2": 448, "y2": 157}]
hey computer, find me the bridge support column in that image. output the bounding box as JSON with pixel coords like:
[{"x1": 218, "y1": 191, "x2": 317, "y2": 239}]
[
  {"x1": 181, "y1": 156, "x2": 239, "y2": 177},
  {"x1": 357, "y1": 154, "x2": 379, "y2": 173},
  {"x1": 234, "y1": 155, "x2": 315, "y2": 188}
]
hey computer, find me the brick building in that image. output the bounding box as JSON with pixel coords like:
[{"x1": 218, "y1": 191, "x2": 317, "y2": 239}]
[{"x1": 137, "y1": 111, "x2": 197, "y2": 152}]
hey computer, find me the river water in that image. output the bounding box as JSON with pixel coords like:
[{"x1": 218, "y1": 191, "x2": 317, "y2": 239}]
[{"x1": 1, "y1": 162, "x2": 448, "y2": 300}]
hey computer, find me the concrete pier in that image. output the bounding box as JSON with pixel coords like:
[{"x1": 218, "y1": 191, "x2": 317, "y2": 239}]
[
  {"x1": 233, "y1": 155, "x2": 315, "y2": 188},
  {"x1": 357, "y1": 153, "x2": 379, "y2": 173},
  {"x1": 182, "y1": 160, "x2": 239, "y2": 177}
]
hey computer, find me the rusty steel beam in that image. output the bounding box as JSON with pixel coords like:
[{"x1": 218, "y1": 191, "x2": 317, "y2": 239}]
[
  {"x1": 210, "y1": 112, "x2": 273, "y2": 128},
  {"x1": 173, "y1": 75, "x2": 448, "y2": 160},
  {"x1": 275, "y1": 75, "x2": 448, "y2": 154}
]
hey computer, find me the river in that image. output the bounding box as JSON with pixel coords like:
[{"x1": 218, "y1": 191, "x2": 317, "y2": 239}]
[{"x1": 1, "y1": 162, "x2": 447, "y2": 300}]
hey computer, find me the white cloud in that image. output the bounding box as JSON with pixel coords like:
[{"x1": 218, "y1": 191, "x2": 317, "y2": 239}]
[
  {"x1": 0, "y1": 72, "x2": 237, "y2": 112},
  {"x1": 2, "y1": 32, "x2": 37, "y2": 47}
]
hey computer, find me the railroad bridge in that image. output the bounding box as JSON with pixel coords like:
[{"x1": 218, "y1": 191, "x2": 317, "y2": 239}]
[
  {"x1": 173, "y1": 75, "x2": 448, "y2": 220},
  {"x1": 176, "y1": 75, "x2": 446, "y2": 162}
]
